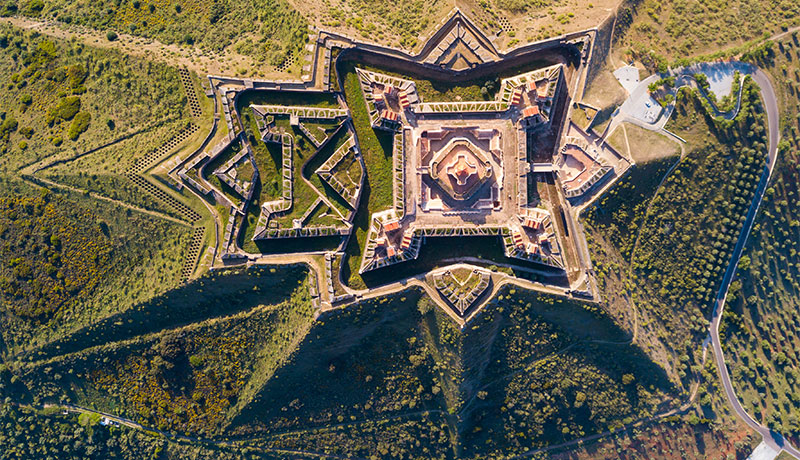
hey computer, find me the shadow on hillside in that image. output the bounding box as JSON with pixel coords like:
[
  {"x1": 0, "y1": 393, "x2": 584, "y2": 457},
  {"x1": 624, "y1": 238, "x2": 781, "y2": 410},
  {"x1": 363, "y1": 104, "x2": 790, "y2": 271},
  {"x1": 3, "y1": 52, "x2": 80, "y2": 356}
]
[
  {"x1": 29, "y1": 265, "x2": 308, "y2": 361},
  {"x1": 226, "y1": 284, "x2": 674, "y2": 458}
]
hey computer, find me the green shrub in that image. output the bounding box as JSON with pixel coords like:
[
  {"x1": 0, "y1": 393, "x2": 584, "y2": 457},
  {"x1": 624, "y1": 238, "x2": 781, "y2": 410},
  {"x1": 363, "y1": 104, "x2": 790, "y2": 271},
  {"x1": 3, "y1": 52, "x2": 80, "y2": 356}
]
[
  {"x1": 47, "y1": 96, "x2": 81, "y2": 123},
  {"x1": 106, "y1": 31, "x2": 118, "y2": 41},
  {"x1": 189, "y1": 354, "x2": 204, "y2": 368},
  {"x1": 0, "y1": 117, "x2": 17, "y2": 151},
  {"x1": 26, "y1": 0, "x2": 44, "y2": 15},
  {"x1": 67, "y1": 111, "x2": 90, "y2": 140},
  {"x1": 0, "y1": 2, "x2": 18, "y2": 17}
]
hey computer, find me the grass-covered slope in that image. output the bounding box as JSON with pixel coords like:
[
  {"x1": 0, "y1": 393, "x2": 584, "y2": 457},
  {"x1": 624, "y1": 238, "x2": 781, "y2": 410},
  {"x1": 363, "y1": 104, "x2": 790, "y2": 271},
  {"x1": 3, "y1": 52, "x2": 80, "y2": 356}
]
[
  {"x1": 0, "y1": 182, "x2": 192, "y2": 354},
  {"x1": 4, "y1": 0, "x2": 307, "y2": 67},
  {"x1": 0, "y1": 24, "x2": 217, "y2": 356},
  {"x1": 0, "y1": 24, "x2": 185, "y2": 174},
  {"x1": 616, "y1": 0, "x2": 799, "y2": 66},
  {"x1": 14, "y1": 266, "x2": 316, "y2": 436}
]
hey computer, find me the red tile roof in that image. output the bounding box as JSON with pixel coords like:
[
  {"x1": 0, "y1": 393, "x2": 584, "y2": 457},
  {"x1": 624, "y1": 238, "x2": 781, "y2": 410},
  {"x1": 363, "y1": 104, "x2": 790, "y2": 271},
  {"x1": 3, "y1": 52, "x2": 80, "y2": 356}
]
[
  {"x1": 383, "y1": 219, "x2": 400, "y2": 232},
  {"x1": 399, "y1": 92, "x2": 410, "y2": 109},
  {"x1": 522, "y1": 106, "x2": 540, "y2": 118},
  {"x1": 523, "y1": 217, "x2": 542, "y2": 230}
]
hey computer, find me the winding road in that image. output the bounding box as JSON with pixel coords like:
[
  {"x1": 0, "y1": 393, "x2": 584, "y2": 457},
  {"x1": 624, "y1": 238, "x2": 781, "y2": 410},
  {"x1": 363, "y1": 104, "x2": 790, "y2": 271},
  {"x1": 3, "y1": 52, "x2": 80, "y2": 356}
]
[
  {"x1": 607, "y1": 61, "x2": 794, "y2": 457},
  {"x1": 707, "y1": 69, "x2": 800, "y2": 458}
]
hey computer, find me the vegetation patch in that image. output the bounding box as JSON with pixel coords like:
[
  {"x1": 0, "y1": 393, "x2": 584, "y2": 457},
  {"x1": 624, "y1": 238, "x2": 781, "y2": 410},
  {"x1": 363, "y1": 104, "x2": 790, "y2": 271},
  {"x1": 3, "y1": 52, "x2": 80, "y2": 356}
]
[
  {"x1": 0, "y1": 184, "x2": 191, "y2": 353},
  {"x1": 14, "y1": 0, "x2": 308, "y2": 67},
  {"x1": 0, "y1": 24, "x2": 185, "y2": 173}
]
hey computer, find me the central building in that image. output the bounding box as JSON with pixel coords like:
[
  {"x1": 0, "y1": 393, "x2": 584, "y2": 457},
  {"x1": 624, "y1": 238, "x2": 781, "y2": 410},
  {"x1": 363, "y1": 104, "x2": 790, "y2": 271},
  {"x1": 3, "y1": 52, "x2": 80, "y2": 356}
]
[
  {"x1": 418, "y1": 127, "x2": 501, "y2": 210},
  {"x1": 354, "y1": 64, "x2": 569, "y2": 276}
]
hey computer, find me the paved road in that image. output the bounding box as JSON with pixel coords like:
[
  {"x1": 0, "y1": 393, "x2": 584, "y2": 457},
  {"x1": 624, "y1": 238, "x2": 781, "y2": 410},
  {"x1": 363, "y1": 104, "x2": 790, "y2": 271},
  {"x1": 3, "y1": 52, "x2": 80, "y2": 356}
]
[
  {"x1": 613, "y1": 61, "x2": 750, "y2": 137},
  {"x1": 708, "y1": 68, "x2": 800, "y2": 458}
]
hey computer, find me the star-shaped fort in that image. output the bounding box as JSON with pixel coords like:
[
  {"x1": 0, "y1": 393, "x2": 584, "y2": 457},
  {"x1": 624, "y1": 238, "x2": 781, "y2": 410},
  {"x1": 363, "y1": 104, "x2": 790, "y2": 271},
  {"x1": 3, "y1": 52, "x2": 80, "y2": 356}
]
[{"x1": 167, "y1": 10, "x2": 632, "y2": 324}]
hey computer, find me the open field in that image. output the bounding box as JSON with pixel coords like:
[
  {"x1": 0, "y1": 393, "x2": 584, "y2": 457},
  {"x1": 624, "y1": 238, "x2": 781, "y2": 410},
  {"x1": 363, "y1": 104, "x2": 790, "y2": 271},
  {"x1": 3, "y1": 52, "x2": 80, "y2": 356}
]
[
  {"x1": 295, "y1": 0, "x2": 452, "y2": 50},
  {"x1": 606, "y1": 123, "x2": 680, "y2": 163},
  {"x1": 616, "y1": 0, "x2": 800, "y2": 68},
  {"x1": 464, "y1": 0, "x2": 618, "y2": 48},
  {"x1": 0, "y1": 24, "x2": 186, "y2": 174}
]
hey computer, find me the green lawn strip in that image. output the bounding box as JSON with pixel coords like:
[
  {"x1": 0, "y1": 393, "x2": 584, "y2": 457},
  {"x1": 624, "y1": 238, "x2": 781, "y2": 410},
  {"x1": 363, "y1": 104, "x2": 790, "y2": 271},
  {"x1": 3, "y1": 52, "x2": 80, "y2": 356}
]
[
  {"x1": 304, "y1": 126, "x2": 354, "y2": 218},
  {"x1": 235, "y1": 90, "x2": 339, "y2": 111},
  {"x1": 239, "y1": 204, "x2": 262, "y2": 253},
  {"x1": 240, "y1": 108, "x2": 282, "y2": 202},
  {"x1": 304, "y1": 201, "x2": 343, "y2": 228},
  {"x1": 340, "y1": 64, "x2": 396, "y2": 288}
]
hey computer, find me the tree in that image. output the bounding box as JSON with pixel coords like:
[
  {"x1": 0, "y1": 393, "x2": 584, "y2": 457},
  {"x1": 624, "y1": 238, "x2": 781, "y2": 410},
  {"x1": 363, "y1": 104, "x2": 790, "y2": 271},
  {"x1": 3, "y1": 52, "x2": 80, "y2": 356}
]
[{"x1": 738, "y1": 255, "x2": 751, "y2": 271}]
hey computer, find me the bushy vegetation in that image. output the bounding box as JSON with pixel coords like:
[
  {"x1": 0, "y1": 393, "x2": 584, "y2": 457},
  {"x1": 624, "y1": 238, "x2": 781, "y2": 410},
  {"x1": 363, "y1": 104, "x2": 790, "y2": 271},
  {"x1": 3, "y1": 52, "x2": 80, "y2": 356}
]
[
  {"x1": 618, "y1": 0, "x2": 799, "y2": 62},
  {"x1": 0, "y1": 403, "x2": 261, "y2": 459},
  {"x1": 584, "y1": 75, "x2": 769, "y2": 397},
  {"x1": 0, "y1": 403, "x2": 167, "y2": 459},
  {"x1": 14, "y1": 267, "x2": 316, "y2": 437},
  {"x1": 584, "y1": 156, "x2": 676, "y2": 260},
  {"x1": 0, "y1": 24, "x2": 185, "y2": 173},
  {"x1": 0, "y1": 191, "x2": 112, "y2": 319},
  {"x1": 0, "y1": 181, "x2": 192, "y2": 354},
  {"x1": 226, "y1": 287, "x2": 673, "y2": 458},
  {"x1": 549, "y1": 417, "x2": 758, "y2": 459},
  {"x1": 318, "y1": 0, "x2": 437, "y2": 49},
  {"x1": 631, "y1": 79, "x2": 766, "y2": 337},
  {"x1": 6, "y1": 0, "x2": 308, "y2": 67}
]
